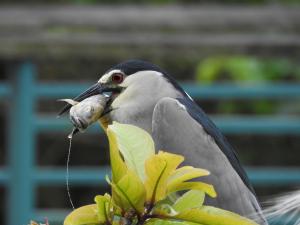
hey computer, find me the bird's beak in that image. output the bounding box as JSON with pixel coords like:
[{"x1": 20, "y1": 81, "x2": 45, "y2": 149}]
[{"x1": 58, "y1": 82, "x2": 121, "y2": 116}]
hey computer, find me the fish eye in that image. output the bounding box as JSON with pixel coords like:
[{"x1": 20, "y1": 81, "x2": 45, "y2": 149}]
[{"x1": 111, "y1": 73, "x2": 124, "y2": 84}]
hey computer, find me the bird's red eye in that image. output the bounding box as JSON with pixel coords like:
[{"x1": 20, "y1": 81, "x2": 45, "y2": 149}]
[{"x1": 111, "y1": 73, "x2": 124, "y2": 83}]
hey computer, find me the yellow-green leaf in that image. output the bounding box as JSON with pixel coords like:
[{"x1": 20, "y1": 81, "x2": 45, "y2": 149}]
[
  {"x1": 167, "y1": 182, "x2": 217, "y2": 198},
  {"x1": 158, "y1": 152, "x2": 184, "y2": 172},
  {"x1": 107, "y1": 127, "x2": 127, "y2": 183},
  {"x1": 144, "y1": 152, "x2": 184, "y2": 203},
  {"x1": 108, "y1": 122, "x2": 155, "y2": 180},
  {"x1": 111, "y1": 170, "x2": 146, "y2": 213},
  {"x1": 94, "y1": 194, "x2": 111, "y2": 223},
  {"x1": 144, "y1": 155, "x2": 167, "y2": 202},
  {"x1": 173, "y1": 190, "x2": 205, "y2": 212},
  {"x1": 168, "y1": 166, "x2": 210, "y2": 188},
  {"x1": 64, "y1": 204, "x2": 100, "y2": 225},
  {"x1": 174, "y1": 206, "x2": 259, "y2": 225}
]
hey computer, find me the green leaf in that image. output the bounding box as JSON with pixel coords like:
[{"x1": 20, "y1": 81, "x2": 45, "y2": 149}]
[
  {"x1": 108, "y1": 122, "x2": 155, "y2": 180},
  {"x1": 174, "y1": 206, "x2": 259, "y2": 225},
  {"x1": 111, "y1": 170, "x2": 146, "y2": 213},
  {"x1": 107, "y1": 127, "x2": 127, "y2": 183},
  {"x1": 63, "y1": 204, "x2": 100, "y2": 225},
  {"x1": 94, "y1": 194, "x2": 111, "y2": 223},
  {"x1": 172, "y1": 190, "x2": 205, "y2": 212},
  {"x1": 167, "y1": 182, "x2": 217, "y2": 198},
  {"x1": 195, "y1": 57, "x2": 224, "y2": 84},
  {"x1": 144, "y1": 151, "x2": 184, "y2": 203},
  {"x1": 168, "y1": 166, "x2": 210, "y2": 189}
]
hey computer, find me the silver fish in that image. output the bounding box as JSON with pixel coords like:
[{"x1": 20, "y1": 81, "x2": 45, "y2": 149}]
[{"x1": 59, "y1": 94, "x2": 108, "y2": 135}]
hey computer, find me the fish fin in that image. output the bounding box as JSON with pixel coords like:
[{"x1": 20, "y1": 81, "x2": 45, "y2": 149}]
[{"x1": 57, "y1": 99, "x2": 79, "y2": 106}]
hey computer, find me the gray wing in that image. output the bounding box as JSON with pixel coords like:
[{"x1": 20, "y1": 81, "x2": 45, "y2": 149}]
[{"x1": 151, "y1": 97, "x2": 267, "y2": 225}]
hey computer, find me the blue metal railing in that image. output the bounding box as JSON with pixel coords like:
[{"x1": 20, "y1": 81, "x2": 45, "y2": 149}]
[{"x1": 1, "y1": 62, "x2": 300, "y2": 225}]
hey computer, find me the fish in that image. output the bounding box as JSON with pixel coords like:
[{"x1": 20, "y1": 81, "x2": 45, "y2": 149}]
[{"x1": 59, "y1": 94, "x2": 108, "y2": 137}]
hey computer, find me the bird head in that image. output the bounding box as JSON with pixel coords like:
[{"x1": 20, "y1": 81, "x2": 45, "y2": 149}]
[{"x1": 59, "y1": 60, "x2": 187, "y2": 129}]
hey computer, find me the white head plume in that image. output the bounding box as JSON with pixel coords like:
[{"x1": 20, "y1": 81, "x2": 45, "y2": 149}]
[{"x1": 260, "y1": 190, "x2": 300, "y2": 225}]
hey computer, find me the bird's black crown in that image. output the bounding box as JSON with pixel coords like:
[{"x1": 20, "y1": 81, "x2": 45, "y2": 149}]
[{"x1": 106, "y1": 59, "x2": 166, "y2": 76}]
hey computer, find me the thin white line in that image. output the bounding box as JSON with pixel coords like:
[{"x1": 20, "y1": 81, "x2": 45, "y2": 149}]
[{"x1": 66, "y1": 133, "x2": 75, "y2": 210}]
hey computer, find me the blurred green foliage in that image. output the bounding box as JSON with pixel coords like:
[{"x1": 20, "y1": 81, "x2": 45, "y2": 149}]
[
  {"x1": 195, "y1": 56, "x2": 300, "y2": 115},
  {"x1": 196, "y1": 56, "x2": 300, "y2": 84}
]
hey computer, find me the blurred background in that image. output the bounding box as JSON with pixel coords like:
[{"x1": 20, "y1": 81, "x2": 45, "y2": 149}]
[{"x1": 0, "y1": 0, "x2": 300, "y2": 225}]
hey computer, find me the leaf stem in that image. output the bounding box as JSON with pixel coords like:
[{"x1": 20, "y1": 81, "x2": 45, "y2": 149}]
[{"x1": 150, "y1": 163, "x2": 167, "y2": 204}]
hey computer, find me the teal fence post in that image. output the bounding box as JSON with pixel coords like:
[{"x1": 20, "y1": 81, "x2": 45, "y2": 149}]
[{"x1": 7, "y1": 62, "x2": 36, "y2": 225}]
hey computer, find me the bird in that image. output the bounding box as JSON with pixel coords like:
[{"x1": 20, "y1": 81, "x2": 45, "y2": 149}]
[{"x1": 59, "y1": 59, "x2": 267, "y2": 225}]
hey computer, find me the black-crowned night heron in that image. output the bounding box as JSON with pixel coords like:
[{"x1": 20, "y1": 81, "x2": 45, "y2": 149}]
[{"x1": 60, "y1": 60, "x2": 267, "y2": 225}]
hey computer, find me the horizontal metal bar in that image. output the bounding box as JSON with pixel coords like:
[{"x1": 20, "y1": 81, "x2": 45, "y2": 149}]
[
  {"x1": 37, "y1": 83, "x2": 300, "y2": 99},
  {"x1": 247, "y1": 167, "x2": 300, "y2": 186},
  {"x1": 34, "y1": 167, "x2": 110, "y2": 185},
  {"x1": 0, "y1": 167, "x2": 111, "y2": 186},
  {"x1": 1, "y1": 167, "x2": 298, "y2": 187},
  {"x1": 37, "y1": 115, "x2": 300, "y2": 134},
  {"x1": 36, "y1": 116, "x2": 103, "y2": 133},
  {"x1": 1, "y1": 167, "x2": 292, "y2": 186},
  {"x1": 35, "y1": 83, "x2": 91, "y2": 98},
  {"x1": 183, "y1": 83, "x2": 300, "y2": 99},
  {"x1": 213, "y1": 116, "x2": 300, "y2": 134},
  {"x1": 36, "y1": 116, "x2": 75, "y2": 132}
]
